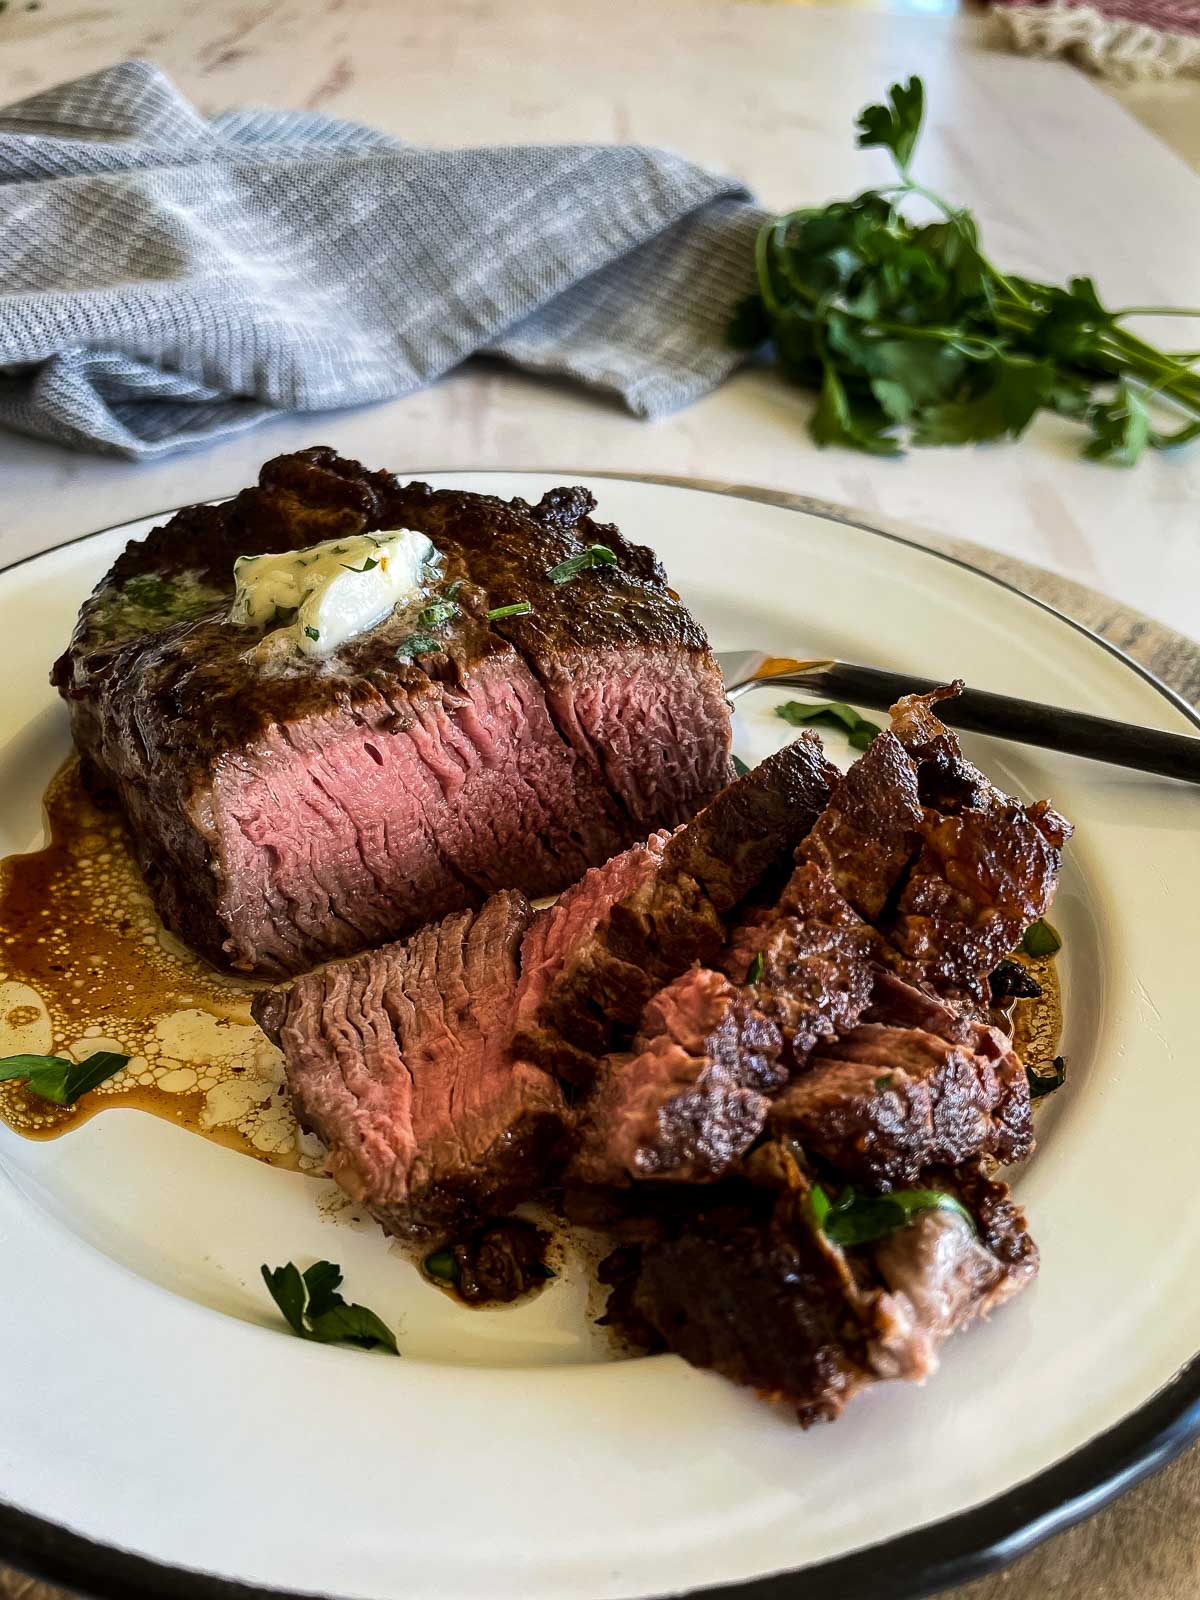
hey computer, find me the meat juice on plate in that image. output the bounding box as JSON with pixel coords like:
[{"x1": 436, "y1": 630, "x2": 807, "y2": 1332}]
[{"x1": 0, "y1": 760, "x2": 322, "y2": 1170}]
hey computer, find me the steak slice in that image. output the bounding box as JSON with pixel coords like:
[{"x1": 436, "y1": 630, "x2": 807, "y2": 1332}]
[
  {"x1": 569, "y1": 969, "x2": 785, "y2": 1187},
  {"x1": 721, "y1": 860, "x2": 880, "y2": 1064},
  {"x1": 768, "y1": 1018, "x2": 1032, "y2": 1185},
  {"x1": 601, "y1": 1157, "x2": 1037, "y2": 1424},
  {"x1": 789, "y1": 687, "x2": 1071, "y2": 1002},
  {"x1": 54, "y1": 447, "x2": 732, "y2": 976},
  {"x1": 516, "y1": 733, "x2": 839, "y2": 1073},
  {"x1": 253, "y1": 890, "x2": 566, "y2": 1240}
]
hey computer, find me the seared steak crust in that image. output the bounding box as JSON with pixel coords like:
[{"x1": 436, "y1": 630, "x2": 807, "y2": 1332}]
[{"x1": 55, "y1": 447, "x2": 731, "y2": 975}]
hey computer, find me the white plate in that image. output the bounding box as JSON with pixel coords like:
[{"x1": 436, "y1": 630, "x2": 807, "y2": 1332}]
[{"x1": 1, "y1": 474, "x2": 1199, "y2": 1600}]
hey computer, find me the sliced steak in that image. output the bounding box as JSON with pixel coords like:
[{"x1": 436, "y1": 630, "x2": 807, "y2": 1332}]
[
  {"x1": 55, "y1": 447, "x2": 732, "y2": 976},
  {"x1": 722, "y1": 860, "x2": 880, "y2": 1063},
  {"x1": 570, "y1": 969, "x2": 785, "y2": 1186},
  {"x1": 517, "y1": 733, "x2": 839, "y2": 1073},
  {"x1": 768, "y1": 1018, "x2": 1032, "y2": 1185},
  {"x1": 601, "y1": 1157, "x2": 1037, "y2": 1424},
  {"x1": 798, "y1": 730, "x2": 924, "y2": 921},
  {"x1": 253, "y1": 890, "x2": 566, "y2": 1240}
]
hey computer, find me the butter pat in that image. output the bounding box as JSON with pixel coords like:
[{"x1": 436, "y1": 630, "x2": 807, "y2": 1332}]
[{"x1": 230, "y1": 530, "x2": 437, "y2": 657}]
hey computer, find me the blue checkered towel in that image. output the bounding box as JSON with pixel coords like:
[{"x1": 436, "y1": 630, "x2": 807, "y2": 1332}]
[{"x1": 0, "y1": 62, "x2": 764, "y2": 458}]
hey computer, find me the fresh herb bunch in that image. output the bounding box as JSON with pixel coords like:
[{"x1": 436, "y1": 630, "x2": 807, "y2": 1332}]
[{"x1": 731, "y1": 77, "x2": 1200, "y2": 464}]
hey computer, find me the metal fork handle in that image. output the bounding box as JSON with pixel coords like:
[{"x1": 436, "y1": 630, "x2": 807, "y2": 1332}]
[{"x1": 733, "y1": 662, "x2": 1200, "y2": 785}]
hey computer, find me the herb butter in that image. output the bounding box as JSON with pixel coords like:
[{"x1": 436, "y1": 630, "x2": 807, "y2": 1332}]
[{"x1": 230, "y1": 530, "x2": 437, "y2": 658}]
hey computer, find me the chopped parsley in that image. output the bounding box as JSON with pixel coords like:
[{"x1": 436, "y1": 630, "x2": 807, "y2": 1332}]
[
  {"x1": 746, "y1": 951, "x2": 765, "y2": 985},
  {"x1": 416, "y1": 598, "x2": 460, "y2": 630},
  {"x1": 396, "y1": 632, "x2": 441, "y2": 661},
  {"x1": 261, "y1": 1260, "x2": 398, "y2": 1354},
  {"x1": 304, "y1": 625, "x2": 320, "y2": 642},
  {"x1": 546, "y1": 545, "x2": 618, "y2": 585},
  {"x1": 341, "y1": 557, "x2": 379, "y2": 573},
  {"x1": 0, "y1": 1051, "x2": 128, "y2": 1107},
  {"x1": 423, "y1": 1247, "x2": 459, "y2": 1286},
  {"x1": 487, "y1": 601, "x2": 532, "y2": 620},
  {"x1": 776, "y1": 700, "x2": 882, "y2": 749},
  {"x1": 1026, "y1": 1055, "x2": 1067, "y2": 1100},
  {"x1": 1020, "y1": 919, "x2": 1061, "y2": 958},
  {"x1": 809, "y1": 1182, "x2": 975, "y2": 1248},
  {"x1": 731, "y1": 754, "x2": 751, "y2": 778}
]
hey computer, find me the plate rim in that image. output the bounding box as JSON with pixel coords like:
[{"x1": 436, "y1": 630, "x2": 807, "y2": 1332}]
[{"x1": 1, "y1": 472, "x2": 1197, "y2": 1600}]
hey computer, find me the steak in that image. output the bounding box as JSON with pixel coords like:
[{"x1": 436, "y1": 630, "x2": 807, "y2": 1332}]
[
  {"x1": 570, "y1": 969, "x2": 785, "y2": 1186},
  {"x1": 54, "y1": 447, "x2": 732, "y2": 976},
  {"x1": 514, "y1": 732, "x2": 839, "y2": 1073},
  {"x1": 768, "y1": 1017, "x2": 1032, "y2": 1185},
  {"x1": 601, "y1": 1157, "x2": 1038, "y2": 1424},
  {"x1": 721, "y1": 860, "x2": 880, "y2": 1065},
  {"x1": 252, "y1": 890, "x2": 566, "y2": 1240}
]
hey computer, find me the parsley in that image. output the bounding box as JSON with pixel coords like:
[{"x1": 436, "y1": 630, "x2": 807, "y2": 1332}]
[
  {"x1": 396, "y1": 632, "x2": 441, "y2": 660},
  {"x1": 732, "y1": 77, "x2": 1200, "y2": 465},
  {"x1": 811, "y1": 1182, "x2": 975, "y2": 1248},
  {"x1": 1027, "y1": 1055, "x2": 1068, "y2": 1100},
  {"x1": 746, "y1": 950, "x2": 765, "y2": 984},
  {"x1": 416, "y1": 598, "x2": 460, "y2": 630},
  {"x1": 487, "y1": 601, "x2": 532, "y2": 620},
  {"x1": 423, "y1": 1247, "x2": 459, "y2": 1286},
  {"x1": 776, "y1": 700, "x2": 881, "y2": 749},
  {"x1": 874, "y1": 1074, "x2": 893, "y2": 1092},
  {"x1": 1020, "y1": 919, "x2": 1061, "y2": 958},
  {"x1": 304, "y1": 625, "x2": 320, "y2": 642},
  {"x1": 0, "y1": 1051, "x2": 128, "y2": 1106},
  {"x1": 341, "y1": 557, "x2": 379, "y2": 573},
  {"x1": 731, "y1": 754, "x2": 751, "y2": 778},
  {"x1": 261, "y1": 1260, "x2": 398, "y2": 1353},
  {"x1": 546, "y1": 545, "x2": 618, "y2": 585}
]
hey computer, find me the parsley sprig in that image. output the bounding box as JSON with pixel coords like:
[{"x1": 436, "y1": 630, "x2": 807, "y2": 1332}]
[
  {"x1": 0, "y1": 1050, "x2": 128, "y2": 1106},
  {"x1": 261, "y1": 1259, "x2": 398, "y2": 1354},
  {"x1": 732, "y1": 77, "x2": 1200, "y2": 464}
]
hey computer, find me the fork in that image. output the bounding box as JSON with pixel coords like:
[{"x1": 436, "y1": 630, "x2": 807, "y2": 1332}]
[{"x1": 717, "y1": 650, "x2": 1200, "y2": 785}]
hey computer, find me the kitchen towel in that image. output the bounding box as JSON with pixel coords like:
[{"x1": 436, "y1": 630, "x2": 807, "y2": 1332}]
[
  {"x1": 994, "y1": 0, "x2": 1200, "y2": 79},
  {"x1": 0, "y1": 61, "x2": 764, "y2": 459}
]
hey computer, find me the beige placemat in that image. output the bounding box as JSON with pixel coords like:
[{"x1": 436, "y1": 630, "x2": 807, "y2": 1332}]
[{"x1": 3, "y1": 481, "x2": 1197, "y2": 1600}]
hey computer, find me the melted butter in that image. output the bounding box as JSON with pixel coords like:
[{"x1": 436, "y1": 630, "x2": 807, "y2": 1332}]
[{"x1": 0, "y1": 761, "x2": 321, "y2": 1171}]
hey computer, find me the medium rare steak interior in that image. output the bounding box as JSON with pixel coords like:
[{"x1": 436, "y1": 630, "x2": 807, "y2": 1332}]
[
  {"x1": 53, "y1": 447, "x2": 732, "y2": 976},
  {"x1": 257, "y1": 687, "x2": 1071, "y2": 1423}
]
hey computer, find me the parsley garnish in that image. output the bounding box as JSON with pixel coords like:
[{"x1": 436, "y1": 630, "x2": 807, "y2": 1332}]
[
  {"x1": 1026, "y1": 1055, "x2": 1068, "y2": 1100},
  {"x1": 731, "y1": 754, "x2": 751, "y2": 778},
  {"x1": 546, "y1": 545, "x2": 618, "y2": 585},
  {"x1": 396, "y1": 632, "x2": 441, "y2": 660},
  {"x1": 810, "y1": 1182, "x2": 975, "y2": 1248},
  {"x1": 423, "y1": 1247, "x2": 459, "y2": 1286},
  {"x1": 304, "y1": 625, "x2": 320, "y2": 642},
  {"x1": 487, "y1": 601, "x2": 532, "y2": 620},
  {"x1": 776, "y1": 700, "x2": 881, "y2": 749},
  {"x1": 261, "y1": 1260, "x2": 398, "y2": 1353},
  {"x1": 746, "y1": 951, "x2": 765, "y2": 984},
  {"x1": 0, "y1": 1051, "x2": 128, "y2": 1106},
  {"x1": 416, "y1": 598, "x2": 459, "y2": 630},
  {"x1": 341, "y1": 557, "x2": 379, "y2": 573},
  {"x1": 732, "y1": 77, "x2": 1200, "y2": 465},
  {"x1": 1020, "y1": 919, "x2": 1061, "y2": 958}
]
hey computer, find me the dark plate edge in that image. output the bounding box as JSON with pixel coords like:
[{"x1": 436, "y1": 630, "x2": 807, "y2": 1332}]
[{"x1": 0, "y1": 473, "x2": 1197, "y2": 1600}]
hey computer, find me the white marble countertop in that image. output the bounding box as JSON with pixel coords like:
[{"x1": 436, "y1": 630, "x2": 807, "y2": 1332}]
[{"x1": 1, "y1": 0, "x2": 1198, "y2": 639}]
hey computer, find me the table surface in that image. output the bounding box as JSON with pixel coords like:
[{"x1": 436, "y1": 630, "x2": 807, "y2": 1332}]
[{"x1": 2, "y1": 4, "x2": 1200, "y2": 1600}]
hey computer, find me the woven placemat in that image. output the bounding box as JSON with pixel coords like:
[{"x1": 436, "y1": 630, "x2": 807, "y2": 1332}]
[{"x1": 2, "y1": 478, "x2": 1197, "y2": 1600}]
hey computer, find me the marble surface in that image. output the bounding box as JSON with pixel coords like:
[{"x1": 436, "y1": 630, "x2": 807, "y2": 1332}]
[
  {"x1": 0, "y1": 0, "x2": 1199, "y2": 640},
  {"x1": 2, "y1": 3, "x2": 1200, "y2": 1597}
]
